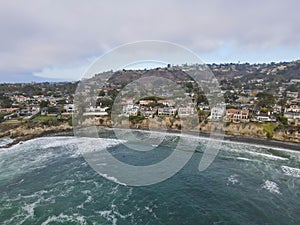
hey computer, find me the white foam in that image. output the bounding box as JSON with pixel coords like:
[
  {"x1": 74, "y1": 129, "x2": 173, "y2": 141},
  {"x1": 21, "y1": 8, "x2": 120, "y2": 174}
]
[
  {"x1": 0, "y1": 137, "x2": 14, "y2": 147},
  {"x1": 236, "y1": 157, "x2": 258, "y2": 162},
  {"x1": 281, "y1": 166, "x2": 300, "y2": 178},
  {"x1": 113, "y1": 127, "x2": 300, "y2": 153},
  {"x1": 227, "y1": 174, "x2": 239, "y2": 185},
  {"x1": 246, "y1": 151, "x2": 289, "y2": 161},
  {"x1": 0, "y1": 136, "x2": 128, "y2": 182},
  {"x1": 98, "y1": 210, "x2": 118, "y2": 225},
  {"x1": 76, "y1": 137, "x2": 127, "y2": 153},
  {"x1": 41, "y1": 213, "x2": 87, "y2": 225},
  {"x1": 262, "y1": 180, "x2": 281, "y2": 194},
  {"x1": 98, "y1": 172, "x2": 127, "y2": 186}
]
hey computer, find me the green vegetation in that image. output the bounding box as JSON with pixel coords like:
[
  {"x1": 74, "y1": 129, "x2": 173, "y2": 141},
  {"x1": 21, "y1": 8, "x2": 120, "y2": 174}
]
[
  {"x1": 256, "y1": 92, "x2": 276, "y2": 109},
  {"x1": 39, "y1": 100, "x2": 50, "y2": 108},
  {"x1": 97, "y1": 98, "x2": 113, "y2": 107},
  {"x1": 0, "y1": 95, "x2": 12, "y2": 108},
  {"x1": 278, "y1": 114, "x2": 288, "y2": 126},
  {"x1": 129, "y1": 115, "x2": 145, "y2": 122},
  {"x1": 67, "y1": 118, "x2": 73, "y2": 126},
  {"x1": 32, "y1": 115, "x2": 57, "y2": 123},
  {"x1": 263, "y1": 123, "x2": 276, "y2": 138},
  {"x1": 32, "y1": 115, "x2": 59, "y2": 126}
]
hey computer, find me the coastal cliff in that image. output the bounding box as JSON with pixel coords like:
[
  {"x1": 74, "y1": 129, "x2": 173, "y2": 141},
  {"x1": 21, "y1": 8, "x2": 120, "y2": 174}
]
[
  {"x1": 110, "y1": 116, "x2": 300, "y2": 143},
  {"x1": 0, "y1": 122, "x2": 72, "y2": 148},
  {"x1": 1, "y1": 116, "x2": 299, "y2": 149}
]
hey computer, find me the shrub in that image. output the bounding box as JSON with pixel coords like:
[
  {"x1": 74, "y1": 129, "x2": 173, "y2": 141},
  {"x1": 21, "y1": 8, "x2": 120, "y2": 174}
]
[{"x1": 263, "y1": 123, "x2": 276, "y2": 138}]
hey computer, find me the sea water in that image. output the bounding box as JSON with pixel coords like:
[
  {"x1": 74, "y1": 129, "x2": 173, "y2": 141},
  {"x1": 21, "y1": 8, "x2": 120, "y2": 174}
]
[{"x1": 0, "y1": 130, "x2": 300, "y2": 225}]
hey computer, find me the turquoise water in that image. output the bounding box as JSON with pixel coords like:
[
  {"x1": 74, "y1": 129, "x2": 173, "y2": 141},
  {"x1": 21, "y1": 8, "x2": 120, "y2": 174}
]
[{"x1": 0, "y1": 132, "x2": 300, "y2": 225}]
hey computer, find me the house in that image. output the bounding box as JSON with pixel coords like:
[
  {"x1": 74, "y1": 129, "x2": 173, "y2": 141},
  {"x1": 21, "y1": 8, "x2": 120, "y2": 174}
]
[
  {"x1": 284, "y1": 112, "x2": 300, "y2": 126},
  {"x1": 198, "y1": 104, "x2": 210, "y2": 111},
  {"x1": 13, "y1": 95, "x2": 30, "y2": 103},
  {"x1": 178, "y1": 107, "x2": 196, "y2": 117},
  {"x1": 120, "y1": 98, "x2": 134, "y2": 105},
  {"x1": 225, "y1": 109, "x2": 249, "y2": 123},
  {"x1": 83, "y1": 106, "x2": 109, "y2": 117},
  {"x1": 83, "y1": 111, "x2": 108, "y2": 117},
  {"x1": 157, "y1": 100, "x2": 175, "y2": 107},
  {"x1": 252, "y1": 112, "x2": 276, "y2": 122},
  {"x1": 139, "y1": 100, "x2": 154, "y2": 106},
  {"x1": 41, "y1": 107, "x2": 48, "y2": 116},
  {"x1": 286, "y1": 91, "x2": 298, "y2": 99},
  {"x1": 158, "y1": 107, "x2": 177, "y2": 116},
  {"x1": 285, "y1": 105, "x2": 300, "y2": 113},
  {"x1": 0, "y1": 108, "x2": 19, "y2": 114},
  {"x1": 209, "y1": 105, "x2": 225, "y2": 121},
  {"x1": 64, "y1": 104, "x2": 75, "y2": 113},
  {"x1": 17, "y1": 106, "x2": 40, "y2": 118},
  {"x1": 122, "y1": 104, "x2": 139, "y2": 116},
  {"x1": 140, "y1": 107, "x2": 157, "y2": 118},
  {"x1": 290, "y1": 79, "x2": 300, "y2": 83},
  {"x1": 273, "y1": 104, "x2": 283, "y2": 113}
]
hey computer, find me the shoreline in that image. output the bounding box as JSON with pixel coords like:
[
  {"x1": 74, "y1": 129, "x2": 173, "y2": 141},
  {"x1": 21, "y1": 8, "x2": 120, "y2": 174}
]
[
  {"x1": 0, "y1": 126, "x2": 73, "y2": 149},
  {"x1": 103, "y1": 127, "x2": 300, "y2": 152},
  {"x1": 1, "y1": 125, "x2": 299, "y2": 151}
]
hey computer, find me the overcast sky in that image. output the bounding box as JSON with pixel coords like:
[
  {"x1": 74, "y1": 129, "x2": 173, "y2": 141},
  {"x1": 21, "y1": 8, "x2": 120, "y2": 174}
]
[{"x1": 0, "y1": 0, "x2": 299, "y2": 82}]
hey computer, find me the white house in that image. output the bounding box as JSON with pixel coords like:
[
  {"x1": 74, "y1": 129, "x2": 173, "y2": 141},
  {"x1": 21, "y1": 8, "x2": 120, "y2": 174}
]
[
  {"x1": 158, "y1": 107, "x2": 177, "y2": 116},
  {"x1": 122, "y1": 104, "x2": 139, "y2": 116},
  {"x1": 178, "y1": 107, "x2": 196, "y2": 117},
  {"x1": 285, "y1": 105, "x2": 300, "y2": 113},
  {"x1": 209, "y1": 105, "x2": 225, "y2": 121},
  {"x1": 64, "y1": 104, "x2": 75, "y2": 112}
]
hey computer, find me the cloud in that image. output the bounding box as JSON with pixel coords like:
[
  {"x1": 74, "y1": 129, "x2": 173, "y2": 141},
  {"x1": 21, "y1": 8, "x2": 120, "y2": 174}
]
[{"x1": 0, "y1": 0, "x2": 299, "y2": 81}]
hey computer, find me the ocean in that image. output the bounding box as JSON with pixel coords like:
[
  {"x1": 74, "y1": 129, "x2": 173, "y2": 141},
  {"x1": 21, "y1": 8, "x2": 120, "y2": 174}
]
[{"x1": 0, "y1": 130, "x2": 300, "y2": 225}]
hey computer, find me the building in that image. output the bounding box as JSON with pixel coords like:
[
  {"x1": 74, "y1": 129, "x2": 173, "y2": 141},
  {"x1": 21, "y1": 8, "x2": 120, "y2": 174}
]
[
  {"x1": 284, "y1": 112, "x2": 300, "y2": 126},
  {"x1": 178, "y1": 107, "x2": 196, "y2": 117},
  {"x1": 140, "y1": 107, "x2": 157, "y2": 118},
  {"x1": 120, "y1": 98, "x2": 134, "y2": 105},
  {"x1": 139, "y1": 100, "x2": 154, "y2": 106},
  {"x1": 158, "y1": 107, "x2": 177, "y2": 116},
  {"x1": 0, "y1": 108, "x2": 19, "y2": 114},
  {"x1": 157, "y1": 100, "x2": 175, "y2": 107},
  {"x1": 122, "y1": 104, "x2": 139, "y2": 116},
  {"x1": 286, "y1": 91, "x2": 298, "y2": 99},
  {"x1": 209, "y1": 105, "x2": 225, "y2": 121},
  {"x1": 225, "y1": 109, "x2": 249, "y2": 123},
  {"x1": 64, "y1": 104, "x2": 75, "y2": 113},
  {"x1": 285, "y1": 105, "x2": 300, "y2": 113},
  {"x1": 252, "y1": 112, "x2": 277, "y2": 122},
  {"x1": 290, "y1": 79, "x2": 300, "y2": 83},
  {"x1": 41, "y1": 107, "x2": 48, "y2": 116}
]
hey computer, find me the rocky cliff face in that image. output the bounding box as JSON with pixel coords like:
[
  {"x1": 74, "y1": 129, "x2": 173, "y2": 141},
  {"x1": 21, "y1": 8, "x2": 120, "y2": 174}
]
[
  {"x1": 113, "y1": 117, "x2": 300, "y2": 143},
  {"x1": 216, "y1": 122, "x2": 299, "y2": 143},
  {"x1": 1, "y1": 117, "x2": 298, "y2": 149},
  {"x1": 0, "y1": 122, "x2": 73, "y2": 148},
  {"x1": 9, "y1": 123, "x2": 72, "y2": 139}
]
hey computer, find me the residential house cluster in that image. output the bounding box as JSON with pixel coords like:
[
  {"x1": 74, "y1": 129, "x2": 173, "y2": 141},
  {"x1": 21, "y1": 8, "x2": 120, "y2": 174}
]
[{"x1": 120, "y1": 97, "x2": 196, "y2": 118}]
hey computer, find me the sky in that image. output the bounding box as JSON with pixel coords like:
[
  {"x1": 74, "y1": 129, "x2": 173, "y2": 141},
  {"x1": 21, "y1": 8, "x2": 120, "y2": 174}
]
[{"x1": 0, "y1": 0, "x2": 299, "y2": 83}]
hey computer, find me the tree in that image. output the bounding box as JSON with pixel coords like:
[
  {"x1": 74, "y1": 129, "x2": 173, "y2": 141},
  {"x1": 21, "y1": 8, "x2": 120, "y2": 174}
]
[
  {"x1": 256, "y1": 92, "x2": 276, "y2": 109},
  {"x1": 278, "y1": 114, "x2": 288, "y2": 126},
  {"x1": 98, "y1": 90, "x2": 106, "y2": 97},
  {"x1": 0, "y1": 96, "x2": 12, "y2": 108},
  {"x1": 97, "y1": 98, "x2": 113, "y2": 107},
  {"x1": 224, "y1": 91, "x2": 238, "y2": 104},
  {"x1": 39, "y1": 100, "x2": 50, "y2": 108},
  {"x1": 277, "y1": 99, "x2": 287, "y2": 113}
]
